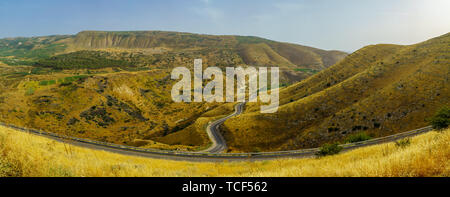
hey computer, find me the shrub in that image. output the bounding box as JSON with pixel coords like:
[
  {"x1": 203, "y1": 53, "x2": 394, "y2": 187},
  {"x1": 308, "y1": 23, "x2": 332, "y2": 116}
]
[
  {"x1": 39, "y1": 80, "x2": 49, "y2": 86},
  {"x1": 395, "y1": 138, "x2": 411, "y2": 148},
  {"x1": 252, "y1": 147, "x2": 261, "y2": 153},
  {"x1": 30, "y1": 67, "x2": 42, "y2": 74},
  {"x1": 316, "y1": 143, "x2": 343, "y2": 157},
  {"x1": 429, "y1": 106, "x2": 450, "y2": 130},
  {"x1": 345, "y1": 132, "x2": 372, "y2": 143}
]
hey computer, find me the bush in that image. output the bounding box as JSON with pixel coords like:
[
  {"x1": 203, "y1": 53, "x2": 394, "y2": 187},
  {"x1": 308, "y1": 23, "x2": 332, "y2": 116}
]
[
  {"x1": 345, "y1": 132, "x2": 372, "y2": 143},
  {"x1": 39, "y1": 80, "x2": 49, "y2": 86},
  {"x1": 395, "y1": 138, "x2": 411, "y2": 148},
  {"x1": 30, "y1": 67, "x2": 42, "y2": 74},
  {"x1": 316, "y1": 143, "x2": 343, "y2": 157},
  {"x1": 429, "y1": 106, "x2": 450, "y2": 130},
  {"x1": 34, "y1": 50, "x2": 136, "y2": 69}
]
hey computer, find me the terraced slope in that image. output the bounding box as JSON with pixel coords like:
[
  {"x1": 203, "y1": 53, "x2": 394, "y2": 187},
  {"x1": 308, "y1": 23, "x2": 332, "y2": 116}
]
[{"x1": 222, "y1": 33, "x2": 450, "y2": 152}]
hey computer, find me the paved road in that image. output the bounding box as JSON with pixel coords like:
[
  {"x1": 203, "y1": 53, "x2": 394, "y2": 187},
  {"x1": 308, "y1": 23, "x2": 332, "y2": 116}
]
[
  {"x1": 201, "y1": 102, "x2": 246, "y2": 153},
  {"x1": 0, "y1": 117, "x2": 433, "y2": 161}
]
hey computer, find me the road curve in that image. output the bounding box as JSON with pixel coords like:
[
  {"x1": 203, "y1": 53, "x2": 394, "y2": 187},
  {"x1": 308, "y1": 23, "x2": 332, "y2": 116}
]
[
  {"x1": 0, "y1": 121, "x2": 433, "y2": 162},
  {"x1": 201, "y1": 102, "x2": 246, "y2": 153}
]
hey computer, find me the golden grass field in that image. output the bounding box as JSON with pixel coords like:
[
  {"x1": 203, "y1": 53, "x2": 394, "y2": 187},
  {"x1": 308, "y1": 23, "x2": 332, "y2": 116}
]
[{"x1": 0, "y1": 125, "x2": 448, "y2": 177}]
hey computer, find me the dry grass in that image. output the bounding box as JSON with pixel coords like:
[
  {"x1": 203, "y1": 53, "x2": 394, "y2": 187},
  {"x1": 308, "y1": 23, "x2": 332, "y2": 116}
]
[
  {"x1": 223, "y1": 33, "x2": 450, "y2": 152},
  {"x1": 0, "y1": 69, "x2": 226, "y2": 150},
  {"x1": 0, "y1": 125, "x2": 448, "y2": 177},
  {"x1": 0, "y1": 31, "x2": 348, "y2": 152}
]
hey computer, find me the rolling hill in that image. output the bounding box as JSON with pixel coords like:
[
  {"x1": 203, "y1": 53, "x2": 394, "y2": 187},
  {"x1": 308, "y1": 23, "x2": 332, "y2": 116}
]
[
  {"x1": 1, "y1": 31, "x2": 347, "y2": 84},
  {"x1": 221, "y1": 32, "x2": 450, "y2": 152},
  {"x1": 71, "y1": 31, "x2": 346, "y2": 69},
  {"x1": 3, "y1": 31, "x2": 448, "y2": 153},
  {"x1": 0, "y1": 31, "x2": 347, "y2": 150}
]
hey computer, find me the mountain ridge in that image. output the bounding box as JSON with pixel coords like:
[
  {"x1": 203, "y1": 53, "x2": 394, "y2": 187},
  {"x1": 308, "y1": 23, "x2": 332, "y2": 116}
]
[
  {"x1": 0, "y1": 30, "x2": 348, "y2": 84},
  {"x1": 71, "y1": 30, "x2": 347, "y2": 70}
]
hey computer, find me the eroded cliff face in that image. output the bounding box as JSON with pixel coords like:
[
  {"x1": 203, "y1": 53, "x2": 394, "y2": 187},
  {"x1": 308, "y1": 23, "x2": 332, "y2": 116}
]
[
  {"x1": 72, "y1": 31, "x2": 238, "y2": 49},
  {"x1": 72, "y1": 31, "x2": 347, "y2": 69}
]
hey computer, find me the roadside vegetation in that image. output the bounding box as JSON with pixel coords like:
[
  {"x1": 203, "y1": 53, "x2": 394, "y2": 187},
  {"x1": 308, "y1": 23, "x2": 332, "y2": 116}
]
[
  {"x1": 429, "y1": 106, "x2": 450, "y2": 130},
  {"x1": 395, "y1": 138, "x2": 411, "y2": 148},
  {"x1": 0, "y1": 125, "x2": 448, "y2": 177},
  {"x1": 315, "y1": 143, "x2": 343, "y2": 157},
  {"x1": 344, "y1": 132, "x2": 372, "y2": 143}
]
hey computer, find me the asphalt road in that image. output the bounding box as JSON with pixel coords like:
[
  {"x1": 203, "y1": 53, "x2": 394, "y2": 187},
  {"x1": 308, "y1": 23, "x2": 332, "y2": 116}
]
[{"x1": 201, "y1": 102, "x2": 246, "y2": 153}]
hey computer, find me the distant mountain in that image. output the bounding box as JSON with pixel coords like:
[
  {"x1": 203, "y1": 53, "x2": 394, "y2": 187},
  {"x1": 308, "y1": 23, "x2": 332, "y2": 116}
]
[
  {"x1": 222, "y1": 32, "x2": 450, "y2": 152},
  {"x1": 0, "y1": 35, "x2": 71, "y2": 65},
  {"x1": 0, "y1": 31, "x2": 347, "y2": 84},
  {"x1": 72, "y1": 31, "x2": 347, "y2": 70}
]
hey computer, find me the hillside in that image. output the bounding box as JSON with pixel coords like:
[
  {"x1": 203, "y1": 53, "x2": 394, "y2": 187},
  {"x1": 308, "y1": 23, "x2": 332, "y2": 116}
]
[
  {"x1": 222, "y1": 32, "x2": 450, "y2": 152},
  {"x1": 0, "y1": 67, "x2": 239, "y2": 150},
  {"x1": 0, "y1": 31, "x2": 347, "y2": 84},
  {"x1": 1, "y1": 125, "x2": 448, "y2": 177},
  {"x1": 0, "y1": 31, "x2": 348, "y2": 150},
  {"x1": 71, "y1": 31, "x2": 347, "y2": 69},
  {"x1": 0, "y1": 35, "x2": 71, "y2": 65}
]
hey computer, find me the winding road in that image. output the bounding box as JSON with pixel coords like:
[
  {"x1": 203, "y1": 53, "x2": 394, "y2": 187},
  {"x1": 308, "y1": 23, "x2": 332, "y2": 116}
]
[
  {"x1": 202, "y1": 102, "x2": 246, "y2": 153},
  {"x1": 0, "y1": 103, "x2": 433, "y2": 161}
]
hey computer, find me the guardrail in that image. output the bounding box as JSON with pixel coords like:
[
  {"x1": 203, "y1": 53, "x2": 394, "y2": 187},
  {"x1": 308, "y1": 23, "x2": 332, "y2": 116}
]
[{"x1": 0, "y1": 122, "x2": 433, "y2": 159}]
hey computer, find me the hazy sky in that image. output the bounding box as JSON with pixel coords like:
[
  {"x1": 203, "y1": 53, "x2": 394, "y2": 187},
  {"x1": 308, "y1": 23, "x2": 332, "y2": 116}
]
[{"x1": 1, "y1": 0, "x2": 449, "y2": 51}]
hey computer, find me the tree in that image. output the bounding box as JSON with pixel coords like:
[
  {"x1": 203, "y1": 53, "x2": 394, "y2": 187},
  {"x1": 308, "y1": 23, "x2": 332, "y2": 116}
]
[{"x1": 429, "y1": 106, "x2": 450, "y2": 130}]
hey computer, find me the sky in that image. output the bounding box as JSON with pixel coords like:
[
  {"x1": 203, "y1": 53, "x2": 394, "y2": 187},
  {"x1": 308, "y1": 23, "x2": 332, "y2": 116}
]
[{"x1": 0, "y1": 0, "x2": 449, "y2": 51}]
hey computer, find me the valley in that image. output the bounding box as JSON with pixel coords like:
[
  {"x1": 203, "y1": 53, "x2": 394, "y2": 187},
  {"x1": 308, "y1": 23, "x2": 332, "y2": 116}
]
[
  {"x1": 0, "y1": 31, "x2": 347, "y2": 151},
  {"x1": 0, "y1": 31, "x2": 448, "y2": 154}
]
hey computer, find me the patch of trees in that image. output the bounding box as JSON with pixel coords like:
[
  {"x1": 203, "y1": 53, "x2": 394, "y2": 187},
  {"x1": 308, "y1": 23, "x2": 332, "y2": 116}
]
[
  {"x1": 429, "y1": 106, "x2": 449, "y2": 130},
  {"x1": 34, "y1": 50, "x2": 139, "y2": 69}
]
